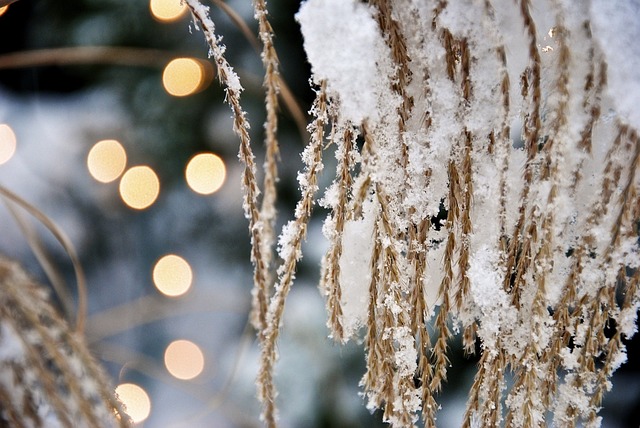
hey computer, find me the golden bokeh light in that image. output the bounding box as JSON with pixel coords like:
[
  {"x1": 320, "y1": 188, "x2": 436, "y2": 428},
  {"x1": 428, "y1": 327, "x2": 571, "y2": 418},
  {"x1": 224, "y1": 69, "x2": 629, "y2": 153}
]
[
  {"x1": 152, "y1": 254, "x2": 193, "y2": 297},
  {"x1": 0, "y1": 124, "x2": 16, "y2": 165},
  {"x1": 119, "y1": 166, "x2": 160, "y2": 210},
  {"x1": 115, "y1": 383, "x2": 151, "y2": 424},
  {"x1": 164, "y1": 339, "x2": 205, "y2": 380},
  {"x1": 185, "y1": 153, "x2": 226, "y2": 195},
  {"x1": 162, "y1": 58, "x2": 212, "y2": 97},
  {"x1": 0, "y1": 6, "x2": 8, "y2": 17},
  {"x1": 87, "y1": 139, "x2": 127, "y2": 183},
  {"x1": 149, "y1": 0, "x2": 186, "y2": 22}
]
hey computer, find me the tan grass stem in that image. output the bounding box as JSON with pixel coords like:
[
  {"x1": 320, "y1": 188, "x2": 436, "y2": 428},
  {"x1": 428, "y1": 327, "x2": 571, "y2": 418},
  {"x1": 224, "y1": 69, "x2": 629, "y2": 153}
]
[{"x1": 257, "y1": 82, "x2": 328, "y2": 427}]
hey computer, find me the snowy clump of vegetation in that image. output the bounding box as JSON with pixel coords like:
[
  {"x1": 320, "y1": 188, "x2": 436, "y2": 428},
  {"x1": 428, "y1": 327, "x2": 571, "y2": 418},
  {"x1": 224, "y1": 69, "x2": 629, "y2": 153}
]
[
  {"x1": 0, "y1": 257, "x2": 129, "y2": 427},
  {"x1": 183, "y1": 0, "x2": 639, "y2": 426}
]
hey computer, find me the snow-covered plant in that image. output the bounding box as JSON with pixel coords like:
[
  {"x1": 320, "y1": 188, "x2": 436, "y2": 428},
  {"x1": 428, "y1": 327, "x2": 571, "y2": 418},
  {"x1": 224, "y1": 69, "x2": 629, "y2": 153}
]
[
  {"x1": 185, "y1": 0, "x2": 640, "y2": 426},
  {"x1": 0, "y1": 257, "x2": 129, "y2": 427}
]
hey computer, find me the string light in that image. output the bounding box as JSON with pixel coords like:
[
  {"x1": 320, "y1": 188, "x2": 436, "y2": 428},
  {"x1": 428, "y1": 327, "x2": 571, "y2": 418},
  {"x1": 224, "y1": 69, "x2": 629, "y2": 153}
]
[
  {"x1": 149, "y1": 0, "x2": 186, "y2": 22},
  {"x1": 0, "y1": 124, "x2": 16, "y2": 165},
  {"x1": 115, "y1": 383, "x2": 151, "y2": 424},
  {"x1": 87, "y1": 139, "x2": 127, "y2": 183},
  {"x1": 0, "y1": 6, "x2": 8, "y2": 17},
  {"x1": 119, "y1": 165, "x2": 160, "y2": 210},
  {"x1": 164, "y1": 339, "x2": 205, "y2": 380},
  {"x1": 162, "y1": 58, "x2": 212, "y2": 97},
  {"x1": 152, "y1": 254, "x2": 193, "y2": 297},
  {"x1": 185, "y1": 153, "x2": 226, "y2": 195}
]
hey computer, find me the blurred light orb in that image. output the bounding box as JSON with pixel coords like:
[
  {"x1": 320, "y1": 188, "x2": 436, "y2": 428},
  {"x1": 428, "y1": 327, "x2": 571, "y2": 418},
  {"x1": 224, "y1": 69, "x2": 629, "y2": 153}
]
[
  {"x1": 115, "y1": 383, "x2": 151, "y2": 424},
  {"x1": 164, "y1": 339, "x2": 205, "y2": 380},
  {"x1": 149, "y1": 0, "x2": 186, "y2": 22},
  {"x1": 162, "y1": 58, "x2": 209, "y2": 97},
  {"x1": 0, "y1": 124, "x2": 16, "y2": 165},
  {"x1": 185, "y1": 153, "x2": 226, "y2": 195},
  {"x1": 87, "y1": 139, "x2": 127, "y2": 183},
  {"x1": 0, "y1": 6, "x2": 8, "y2": 16},
  {"x1": 153, "y1": 254, "x2": 193, "y2": 297},
  {"x1": 119, "y1": 166, "x2": 160, "y2": 210}
]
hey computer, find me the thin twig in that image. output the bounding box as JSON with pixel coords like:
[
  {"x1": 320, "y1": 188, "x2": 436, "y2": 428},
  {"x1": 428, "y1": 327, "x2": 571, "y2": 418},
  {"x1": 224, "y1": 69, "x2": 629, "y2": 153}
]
[
  {"x1": 0, "y1": 185, "x2": 87, "y2": 334},
  {"x1": 0, "y1": 46, "x2": 178, "y2": 69}
]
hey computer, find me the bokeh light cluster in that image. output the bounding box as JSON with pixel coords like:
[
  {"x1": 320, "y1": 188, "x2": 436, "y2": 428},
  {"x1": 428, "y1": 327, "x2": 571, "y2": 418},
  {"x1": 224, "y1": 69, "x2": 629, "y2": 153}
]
[
  {"x1": 87, "y1": 138, "x2": 226, "y2": 211},
  {"x1": 151, "y1": 254, "x2": 205, "y2": 382},
  {"x1": 109, "y1": 1, "x2": 220, "y2": 422},
  {"x1": 114, "y1": 249, "x2": 206, "y2": 424},
  {"x1": 0, "y1": 0, "x2": 223, "y2": 425}
]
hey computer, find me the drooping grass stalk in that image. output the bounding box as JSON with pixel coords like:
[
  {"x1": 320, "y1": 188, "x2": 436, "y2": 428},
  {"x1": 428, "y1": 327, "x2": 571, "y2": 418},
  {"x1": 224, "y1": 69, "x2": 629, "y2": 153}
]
[
  {"x1": 251, "y1": 0, "x2": 281, "y2": 334},
  {"x1": 257, "y1": 81, "x2": 328, "y2": 427},
  {"x1": 184, "y1": 0, "x2": 270, "y2": 339},
  {"x1": 320, "y1": 124, "x2": 357, "y2": 342}
]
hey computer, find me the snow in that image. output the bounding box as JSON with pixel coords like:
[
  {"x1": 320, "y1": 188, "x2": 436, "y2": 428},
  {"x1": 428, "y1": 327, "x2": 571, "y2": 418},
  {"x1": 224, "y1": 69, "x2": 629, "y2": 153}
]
[
  {"x1": 0, "y1": 323, "x2": 25, "y2": 361},
  {"x1": 619, "y1": 305, "x2": 640, "y2": 338},
  {"x1": 294, "y1": 0, "x2": 640, "y2": 421},
  {"x1": 337, "y1": 198, "x2": 376, "y2": 338},
  {"x1": 467, "y1": 247, "x2": 517, "y2": 347},
  {"x1": 276, "y1": 220, "x2": 301, "y2": 270},
  {"x1": 392, "y1": 326, "x2": 418, "y2": 378},
  {"x1": 590, "y1": 0, "x2": 640, "y2": 129},
  {"x1": 296, "y1": 0, "x2": 397, "y2": 124}
]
